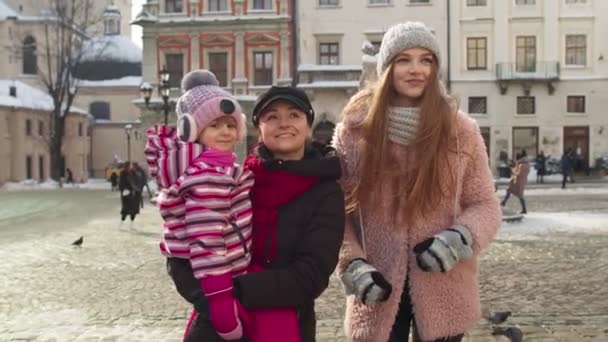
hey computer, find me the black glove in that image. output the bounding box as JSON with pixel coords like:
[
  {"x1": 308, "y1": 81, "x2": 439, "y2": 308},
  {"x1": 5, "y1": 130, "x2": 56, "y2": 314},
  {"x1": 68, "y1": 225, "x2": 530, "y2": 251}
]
[
  {"x1": 414, "y1": 224, "x2": 473, "y2": 273},
  {"x1": 341, "y1": 258, "x2": 392, "y2": 305}
]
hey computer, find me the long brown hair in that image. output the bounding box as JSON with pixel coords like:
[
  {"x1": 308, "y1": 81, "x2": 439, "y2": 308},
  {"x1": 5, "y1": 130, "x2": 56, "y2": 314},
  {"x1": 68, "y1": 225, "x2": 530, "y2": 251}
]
[{"x1": 345, "y1": 56, "x2": 457, "y2": 222}]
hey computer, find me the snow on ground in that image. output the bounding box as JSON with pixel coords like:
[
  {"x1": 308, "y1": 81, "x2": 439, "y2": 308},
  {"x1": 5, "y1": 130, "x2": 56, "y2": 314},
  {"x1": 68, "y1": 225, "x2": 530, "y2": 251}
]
[
  {"x1": 0, "y1": 179, "x2": 158, "y2": 192},
  {"x1": 499, "y1": 211, "x2": 608, "y2": 238},
  {"x1": 495, "y1": 186, "x2": 608, "y2": 196}
]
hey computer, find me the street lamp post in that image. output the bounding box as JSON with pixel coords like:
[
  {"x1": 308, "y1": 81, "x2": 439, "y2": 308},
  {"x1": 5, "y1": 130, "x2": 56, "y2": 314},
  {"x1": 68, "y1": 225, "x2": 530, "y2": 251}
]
[
  {"x1": 159, "y1": 67, "x2": 171, "y2": 125},
  {"x1": 125, "y1": 124, "x2": 133, "y2": 162},
  {"x1": 139, "y1": 82, "x2": 153, "y2": 107}
]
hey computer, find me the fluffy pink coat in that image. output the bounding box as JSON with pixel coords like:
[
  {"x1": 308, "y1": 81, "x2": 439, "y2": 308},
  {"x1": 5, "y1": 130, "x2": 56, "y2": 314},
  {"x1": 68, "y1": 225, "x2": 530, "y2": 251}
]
[{"x1": 333, "y1": 105, "x2": 501, "y2": 341}]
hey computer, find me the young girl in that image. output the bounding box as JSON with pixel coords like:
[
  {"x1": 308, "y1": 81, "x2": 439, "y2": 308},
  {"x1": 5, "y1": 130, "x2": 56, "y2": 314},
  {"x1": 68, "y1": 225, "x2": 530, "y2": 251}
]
[
  {"x1": 333, "y1": 22, "x2": 501, "y2": 341},
  {"x1": 146, "y1": 70, "x2": 253, "y2": 341}
]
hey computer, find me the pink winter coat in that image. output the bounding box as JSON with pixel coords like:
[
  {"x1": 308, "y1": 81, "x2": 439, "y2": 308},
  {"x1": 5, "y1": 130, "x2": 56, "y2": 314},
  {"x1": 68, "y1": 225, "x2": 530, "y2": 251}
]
[{"x1": 333, "y1": 107, "x2": 501, "y2": 341}]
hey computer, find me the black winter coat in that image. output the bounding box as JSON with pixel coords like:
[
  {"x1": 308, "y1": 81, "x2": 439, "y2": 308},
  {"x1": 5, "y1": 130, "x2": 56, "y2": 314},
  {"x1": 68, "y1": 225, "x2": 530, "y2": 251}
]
[{"x1": 168, "y1": 143, "x2": 345, "y2": 342}]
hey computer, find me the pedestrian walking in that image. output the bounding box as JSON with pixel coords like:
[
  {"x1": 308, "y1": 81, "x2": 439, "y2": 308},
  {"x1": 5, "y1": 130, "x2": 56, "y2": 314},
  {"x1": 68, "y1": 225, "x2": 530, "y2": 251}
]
[
  {"x1": 502, "y1": 151, "x2": 530, "y2": 214},
  {"x1": 65, "y1": 168, "x2": 74, "y2": 185},
  {"x1": 332, "y1": 22, "x2": 501, "y2": 342},
  {"x1": 131, "y1": 162, "x2": 149, "y2": 208},
  {"x1": 118, "y1": 162, "x2": 140, "y2": 228},
  {"x1": 148, "y1": 82, "x2": 345, "y2": 342},
  {"x1": 535, "y1": 151, "x2": 546, "y2": 184},
  {"x1": 110, "y1": 172, "x2": 118, "y2": 192},
  {"x1": 561, "y1": 148, "x2": 575, "y2": 189}
]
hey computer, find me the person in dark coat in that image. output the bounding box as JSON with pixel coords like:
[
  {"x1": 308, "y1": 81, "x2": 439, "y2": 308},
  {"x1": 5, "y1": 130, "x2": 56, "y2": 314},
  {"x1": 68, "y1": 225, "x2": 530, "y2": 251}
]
[
  {"x1": 66, "y1": 168, "x2": 74, "y2": 185},
  {"x1": 110, "y1": 172, "x2": 118, "y2": 191},
  {"x1": 165, "y1": 86, "x2": 346, "y2": 342},
  {"x1": 561, "y1": 148, "x2": 575, "y2": 189},
  {"x1": 119, "y1": 162, "x2": 140, "y2": 228},
  {"x1": 131, "y1": 162, "x2": 149, "y2": 208},
  {"x1": 535, "y1": 150, "x2": 547, "y2": 184}
]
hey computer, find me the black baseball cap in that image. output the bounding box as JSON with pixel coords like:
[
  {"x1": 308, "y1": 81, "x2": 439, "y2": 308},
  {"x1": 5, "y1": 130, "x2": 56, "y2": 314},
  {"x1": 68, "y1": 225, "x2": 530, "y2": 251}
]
[{"x1": 252, "y1": 86, "x2": 315, "y2": 127}]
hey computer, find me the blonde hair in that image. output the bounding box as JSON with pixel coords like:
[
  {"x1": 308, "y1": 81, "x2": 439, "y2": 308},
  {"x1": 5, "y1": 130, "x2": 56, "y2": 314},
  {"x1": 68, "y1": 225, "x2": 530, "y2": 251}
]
[{"x1": 345, "y1": 56, "x2": 458, "y2": 222}]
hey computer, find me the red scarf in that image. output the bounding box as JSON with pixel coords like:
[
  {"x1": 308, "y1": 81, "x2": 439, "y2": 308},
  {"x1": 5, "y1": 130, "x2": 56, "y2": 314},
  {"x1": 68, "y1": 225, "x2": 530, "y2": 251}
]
[{"x1": 245, "y1": 156, "x2": 319, "y2": 265}]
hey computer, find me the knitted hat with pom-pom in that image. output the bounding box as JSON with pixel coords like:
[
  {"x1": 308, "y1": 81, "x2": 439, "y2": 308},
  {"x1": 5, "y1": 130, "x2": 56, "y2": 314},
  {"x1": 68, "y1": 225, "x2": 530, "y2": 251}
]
[{"x1": 175, "y1": 70, "x2": 246, "y2": 143}]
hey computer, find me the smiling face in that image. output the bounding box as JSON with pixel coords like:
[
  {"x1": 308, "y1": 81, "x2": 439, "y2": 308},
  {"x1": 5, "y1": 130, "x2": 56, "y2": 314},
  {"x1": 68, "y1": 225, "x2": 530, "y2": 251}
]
[
  {"x1": 197, "y1": 115, "x2": 238, "y2": 152},
  {"x1": 391, "y1": 47, "x2": 435, "y2": 106},
  {"x1": 257, "y1": 100, "x2": 311, "y2": 160}
]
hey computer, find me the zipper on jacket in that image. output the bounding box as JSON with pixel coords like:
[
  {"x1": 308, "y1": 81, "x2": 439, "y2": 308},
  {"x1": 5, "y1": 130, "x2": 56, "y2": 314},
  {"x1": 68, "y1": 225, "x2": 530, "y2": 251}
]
[{"x1": 228, "y1": 219, "x2": 249, "y2": 256}]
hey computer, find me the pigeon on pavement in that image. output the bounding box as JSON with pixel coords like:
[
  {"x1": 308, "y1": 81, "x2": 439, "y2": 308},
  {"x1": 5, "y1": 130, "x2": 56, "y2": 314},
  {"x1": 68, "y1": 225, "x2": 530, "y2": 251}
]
[
  {"x1": 71, "y1": 236, "x2": 83, "y2": 247},
  {"x1": 486, "y1": 310, "x2": 512, "y2": 325},
  {"x1": 492, "y1": 326, "x2": 523, "y2": 342}
]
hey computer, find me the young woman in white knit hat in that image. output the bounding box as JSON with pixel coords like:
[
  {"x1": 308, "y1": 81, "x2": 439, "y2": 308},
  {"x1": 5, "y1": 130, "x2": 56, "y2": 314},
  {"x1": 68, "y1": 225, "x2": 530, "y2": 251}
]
[{"x1": 333, "y1": 22, "x2": 501, "y2": 341}]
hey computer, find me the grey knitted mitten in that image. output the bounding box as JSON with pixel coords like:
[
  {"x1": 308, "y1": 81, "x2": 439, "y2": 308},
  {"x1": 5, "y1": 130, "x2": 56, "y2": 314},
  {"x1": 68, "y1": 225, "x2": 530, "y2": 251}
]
[
  {"x1": 414, "y1": 224, "x2": 473, "y2": 273},
  {"x1": 341, "y1": 258, "x2": 392, "y2": 305}
]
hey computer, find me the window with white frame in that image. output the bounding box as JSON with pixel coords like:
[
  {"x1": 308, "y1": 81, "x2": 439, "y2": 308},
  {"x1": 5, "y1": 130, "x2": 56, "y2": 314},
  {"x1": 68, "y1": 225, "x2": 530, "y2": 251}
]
[
  {"x1": 368, "y1": 0, "x2": 390, "y2": 5},
  {"x1": 516, "y1": 0, "x2": 535, "y2": 4},
  {"x1": 567, "y1": 96, "x2": 585, "y2": 113},
  {"x1": 252, "y1": 0, "x2": 272, "y2": 10},
  {"x1": 209, "y1": 52, "x2": 228, "y2": 87},
  {"x1": 467, "y1": 0, "x2": 487, "y2": 5},
  {"x1": 565, "y1": 35, "x2": 586, "y2": 66},
  {"x1": 319, "y1": 0, "x2": 339, "y2": 5},
  {"x1": 22, "y1": 36, "x2": 37, "y2": 75},
  {"x1": 208, "y1": 0, "x2": 228, "y2": 12},
  {"x1": 254, "y1": 51, "x2": 273, "y2": 85},
  {"x1": 516, "y1": 36, "x2": 536, "y2": 72},
  {"x1": 517, "y1": 96, "x2": 535, "y2": 114},
  {"x1": 468, "y1": 97, "x2": 487, "y2": 114},
  {"x1": 165, "y1": 0, "x2": 184, "y2": 13},
  {"x1": 319, "y1": 43, "x2": 339, "y2": 65},
  {"x1": 467, "y1": 37, "x2": 487, "y2": 70}
]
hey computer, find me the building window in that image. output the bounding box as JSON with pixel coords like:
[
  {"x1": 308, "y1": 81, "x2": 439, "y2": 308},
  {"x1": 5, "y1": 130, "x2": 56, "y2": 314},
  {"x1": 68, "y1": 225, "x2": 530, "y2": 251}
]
[
  {"x1": 368, "y1": 0, "x2": 390, "y2": 4},
  {"x1": 467, "y1": 37, "x2": 487, "y2": 70},
  {"x1": 26, "y1": 155, "x2": 33, "y2": 179},
  {"x1": 165, "y1": 53, "x2": 184, "y2": 88},
  {"x1": 25, "y1": 119, "x2": 32, "y2": 136},
  {"x1": 409, "y1": 0, "x2": 430, "y2": 3},
  {"x1": 209, "y1": 52, "x2": 228, "y2": 87},
  {"x1": 23, "y1": 36, "x2": 37, "y2": 75},
  {"x1": 39, "y1": 155, "x2": 45, "y2": 180},
  {"x1": 517, "y1": 96, "x2": 535, "y2": 114},
  {"x1": 467, "y1": 0, "x2": 486, "y2": 5},
  {"x1": 565, "y1": 35, "x2": 586, "y2": 66},
  {"x1": 319, "y1": 0, "x2": 338, "y2": 5},
  {"x1": 516, "y1": 36, "x2": 536, "y2": 72},
  {"x1": 252, "y1": 0, "x2": 272, "y2": 10},
  {"x1": 567, "y1": 96, "x2": 585, "y2": 113},
  {"x1": 319, "y1": 43, "x2": 339, "y2": 65},
  {"x1": 165, "y1": 0, "x2": 184, "y2": 13},
  {"x1": 566, "y1": 0, "x2": 586, "y2": 3},
  {"x1": 468, "y1": 97, "x2": 487, "y2": 114},
  {"x1": 512, "y1": 127, "x2": 538, "y2": 159},
  {"x1": 89, "y1": 101, "x2": 111, "y2": 120},
  {"x1": 253, "y1": 51, "x2": 273, "y2": 85},
  {"x1": 208, "y1": 0, "x2": 228, "y2": 12},
  {"x1": 78, "y1": 123, "x2": 83, "y2": 137},
  {"x1": 38, "y1": 121, "x2": 44, "y2": 136},
  {"x1": 516, "y1": 0, "x2": 535, "y2": 4}
]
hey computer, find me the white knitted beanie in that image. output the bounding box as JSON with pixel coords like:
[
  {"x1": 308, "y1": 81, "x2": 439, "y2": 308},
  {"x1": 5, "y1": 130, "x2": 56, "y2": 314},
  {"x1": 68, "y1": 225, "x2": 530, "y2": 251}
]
[{"x1": 377, "y1": 21, "x2": 441, "y2": 76}]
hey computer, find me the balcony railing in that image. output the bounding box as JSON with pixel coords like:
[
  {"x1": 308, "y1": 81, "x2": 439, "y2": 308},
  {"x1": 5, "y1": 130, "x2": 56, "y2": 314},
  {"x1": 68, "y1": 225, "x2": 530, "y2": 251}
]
[{"x1": 496, "y1": 62, "x2": 560, "y2": 81}]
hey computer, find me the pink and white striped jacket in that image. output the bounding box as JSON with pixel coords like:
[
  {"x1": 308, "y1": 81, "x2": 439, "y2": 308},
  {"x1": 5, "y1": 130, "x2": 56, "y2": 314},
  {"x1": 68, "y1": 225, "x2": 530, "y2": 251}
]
[{"x1": 146, "y1": 125, "x2": 254, "y2": 278}]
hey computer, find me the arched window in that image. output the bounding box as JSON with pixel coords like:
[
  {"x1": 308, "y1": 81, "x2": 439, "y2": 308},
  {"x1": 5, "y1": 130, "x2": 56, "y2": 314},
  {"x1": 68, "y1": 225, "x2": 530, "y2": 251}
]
[
  {"x1": 89, "y1": 101, "x2": 111, "y2": 120},
  {"x1": 23, "y1": 36, "x2": 37, "y2": 75}
]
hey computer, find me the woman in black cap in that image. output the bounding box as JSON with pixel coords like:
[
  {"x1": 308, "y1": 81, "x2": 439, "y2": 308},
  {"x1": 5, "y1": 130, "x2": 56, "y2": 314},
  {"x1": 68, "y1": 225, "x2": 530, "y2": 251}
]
[{"x1": 171, "y1": 85, "x2": 345, "y2": 342}]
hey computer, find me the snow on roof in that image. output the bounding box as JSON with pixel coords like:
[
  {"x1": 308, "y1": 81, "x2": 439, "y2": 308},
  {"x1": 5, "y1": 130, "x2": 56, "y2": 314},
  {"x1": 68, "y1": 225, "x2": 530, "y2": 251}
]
[
  {"x1": 81, "y1": 35, "x2": 142, "y2": 63},
  {"x1": 78, "y1": 76, "x2": 142, "y2": 87},
  {"x1": 0, "y1": 0, "x2": 18, "y2": 20},
  {"x1": 297, "y1": 81, "x2": 359, "y2": 89},
  {"x1": 298, "y1": 64, "x2": 362, "y2": 72},
  {"x1": 0, "y1": 80, "x2": 89, "y2": 115}
]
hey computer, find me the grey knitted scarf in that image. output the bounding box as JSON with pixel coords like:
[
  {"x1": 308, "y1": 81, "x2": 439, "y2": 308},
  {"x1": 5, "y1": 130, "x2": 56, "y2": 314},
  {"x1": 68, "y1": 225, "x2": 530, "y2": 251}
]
[{"x1": 387, "y1": 106, "x2": 419, "y2": 146}]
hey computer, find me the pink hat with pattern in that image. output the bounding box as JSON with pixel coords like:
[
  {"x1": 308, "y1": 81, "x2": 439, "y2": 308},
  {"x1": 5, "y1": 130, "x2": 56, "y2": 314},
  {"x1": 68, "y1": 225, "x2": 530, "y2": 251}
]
[{"x1": 176, "y1": 70, "x2": 246, "y2": 143}]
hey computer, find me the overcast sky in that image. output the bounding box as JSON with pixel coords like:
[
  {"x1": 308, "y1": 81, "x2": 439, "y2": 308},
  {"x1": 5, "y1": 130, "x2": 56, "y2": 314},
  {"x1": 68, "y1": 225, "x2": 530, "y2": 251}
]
[{"x1": 131, "y1": 0, "x2": 144, "y2": 48}]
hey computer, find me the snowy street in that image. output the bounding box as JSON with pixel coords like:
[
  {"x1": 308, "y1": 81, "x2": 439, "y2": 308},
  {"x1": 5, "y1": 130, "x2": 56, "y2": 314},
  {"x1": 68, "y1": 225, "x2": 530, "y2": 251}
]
[{"x1": 0, "y1": 183, "x2": 607, "y2": 341}]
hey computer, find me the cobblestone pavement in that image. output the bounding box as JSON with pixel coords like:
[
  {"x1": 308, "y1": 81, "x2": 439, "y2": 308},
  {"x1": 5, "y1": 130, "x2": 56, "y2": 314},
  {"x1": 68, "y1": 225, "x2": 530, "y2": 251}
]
[{"x1": 0, "y1": 190, "x2": 607, "y2": 341}]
